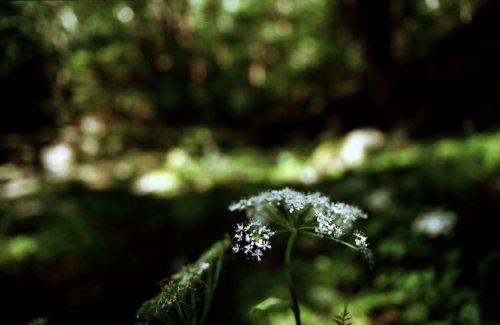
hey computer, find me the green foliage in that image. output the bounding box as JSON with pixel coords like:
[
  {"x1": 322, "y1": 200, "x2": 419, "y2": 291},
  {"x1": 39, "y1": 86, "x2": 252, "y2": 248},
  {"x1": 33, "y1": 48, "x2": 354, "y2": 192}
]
[
  {"x1": 136, "y1": 236, "x2": 230, "y2": 325},
  {"x1": 26, "y1": 317, "x2": 49, "y2": 325},
  {"x1": 3, "y1": 0, "x2": 492, "y2": 135},
  {"x1": 332, "y1": 305, "x2": 352, "y2": 325},
  {"x1": 229, "y1": 189, "x2": 373, "y2": 325},
  {"x1": 1, "y1": 131, "x2": 499, "y2": 323},
  {"x1": 1, "y1": 0, "x2": 500, "y2": 323},
  {"x1": 250, "y1": 297, "x2": 291, "y2": 317}
]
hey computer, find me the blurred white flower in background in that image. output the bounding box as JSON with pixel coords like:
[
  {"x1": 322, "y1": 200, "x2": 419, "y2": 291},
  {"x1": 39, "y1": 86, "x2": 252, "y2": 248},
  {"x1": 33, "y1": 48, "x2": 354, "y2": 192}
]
[
  {"x1": 365, "y1": 188, "x2": 392, "y2": 211},
  {"x1": 413, "y1": 209, "x2": 457, "y2": 238}
]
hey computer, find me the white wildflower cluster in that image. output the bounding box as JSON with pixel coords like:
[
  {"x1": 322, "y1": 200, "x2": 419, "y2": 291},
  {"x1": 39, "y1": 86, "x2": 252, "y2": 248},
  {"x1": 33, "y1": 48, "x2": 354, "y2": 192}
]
[
  {"x1": 314, "y1": 202, "x2": 367, "y2": 239},
  {"x1": 315, "y1": 211, "x2": 344, "y2": 238},
  {"x1": 412, "y1": 209, "x2": 456, "y2": 238},
  {"x1": 354, "y1": 230, "x2": 374, "y2": 266},
  {"x1": 229, "y1": 188, "x2": 331, "y2": 217},
  {"x1": 232, "y1": 222, "x2": 276, "y2": 261},
  {"x1": 230, "y1": 188, "x2": 373, "y2": 265}
]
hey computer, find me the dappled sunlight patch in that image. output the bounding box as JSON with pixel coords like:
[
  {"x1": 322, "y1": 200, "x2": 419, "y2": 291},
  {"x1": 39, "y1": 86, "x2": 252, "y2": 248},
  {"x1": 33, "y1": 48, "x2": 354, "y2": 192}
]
[
  {"x1": 368, "y1": 131, "x2": 500, "y2": 176},
  {"x1": 0, "y1": 176, "x2": 40, "y2": 200},
  {"x1": 114, "y1": 5, "x2": 134, "y2": 24},
  {"x1": 0, "y1": 236, "x2": 39, "y2": 262},
  {"x1": 0, "y1": 164, "x2": 25, "y2": 181},
  {"x1": 337, "y1": 129, "x2": 385, "y2": 168},
  {"x1": 269, "y1": 150, "x2": 308, "y2": 183},
  {"x1": 436, "y1": 132, "x2": 500, "y2": 171},
  {"x1": 41, "y1": 143, "x2": 75, "y2": 180},
  {"x1": 368, "y1": 144, "x2": 420, "y2": 170},
  {"x1": 4, "y1": 130, "x2": 500, "y2": 201},
  {"x1": 132, "y1": 171, "x2": 182, "y2": 196},
  {"x1": 80, "y1": 115, "x2": 106, "y2": 136},
  {"x1": 59, "y1": 7, "x2": 78, "y2": 32},
  {"x1": 77, "y1": 163, "x2": 114, "y2": 190},
  {"x1": 222, "y1": 0, "x2": 240, "y2": 13},
  {"x1": 113, "y1": 160, "x2": 134, "y2": 180},
  {"x1": 311, "y1": 140, "x2": 344, "y2": 176},
  {"x1": 312, "y1": 128, "x2": 386, "y2": 176},
  {"x1": 165, "y1": 147, "x2": 191, "y2": 170}
]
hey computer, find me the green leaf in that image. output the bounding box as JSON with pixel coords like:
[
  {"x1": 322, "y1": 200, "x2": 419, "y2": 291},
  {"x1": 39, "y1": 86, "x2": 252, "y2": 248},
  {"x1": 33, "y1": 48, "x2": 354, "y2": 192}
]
[{"x1": 249, "y1": 297, "x2": 292, "y2": 316}]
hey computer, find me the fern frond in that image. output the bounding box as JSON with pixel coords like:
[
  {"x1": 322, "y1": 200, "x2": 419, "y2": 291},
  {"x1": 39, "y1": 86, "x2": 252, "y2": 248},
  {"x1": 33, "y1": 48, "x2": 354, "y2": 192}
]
[{"x1": 332, "y1": 304, "x2": 352, "y2": 325}]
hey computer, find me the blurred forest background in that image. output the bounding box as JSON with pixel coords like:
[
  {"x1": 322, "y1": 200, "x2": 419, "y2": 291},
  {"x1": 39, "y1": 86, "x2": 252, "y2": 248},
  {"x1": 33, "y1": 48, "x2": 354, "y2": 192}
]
[{"x1": 1, "y1": 0, "x2": 499, "y2": 324}]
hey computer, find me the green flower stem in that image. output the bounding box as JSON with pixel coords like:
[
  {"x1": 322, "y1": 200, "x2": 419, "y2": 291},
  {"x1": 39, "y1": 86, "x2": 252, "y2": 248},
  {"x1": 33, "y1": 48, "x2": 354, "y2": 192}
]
[
  {"x1": 285, "y1": 230, "x2": 301, "y2": 325},
  {"x1": 304, "y1": 232, "x2": 359, "y2": 250},
  {"x1": 190, "y1": 291, "x2": 197, "y2": 325},
  {"x1": 265, "y1": 205, "x2": 293, "y2": 229}
]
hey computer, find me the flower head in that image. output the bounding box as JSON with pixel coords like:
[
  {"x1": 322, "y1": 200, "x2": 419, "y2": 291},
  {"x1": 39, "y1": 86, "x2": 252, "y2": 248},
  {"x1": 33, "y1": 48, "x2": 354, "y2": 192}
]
[
  {"x1": 314, "y1": 202, "x2": 367, "y2": 238},
  {"x1": 229, "y1": 188, "x2": 373, "y2": 265},
  {"x1": 229, "y1": 188, "x2": 331, "y2": 220},
  {"x1": 353, "y1": 230, "x2": 374, "y2": 267},
  {"x1": 232, "y1": 221, "x2": 275, "y2": 261}
]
